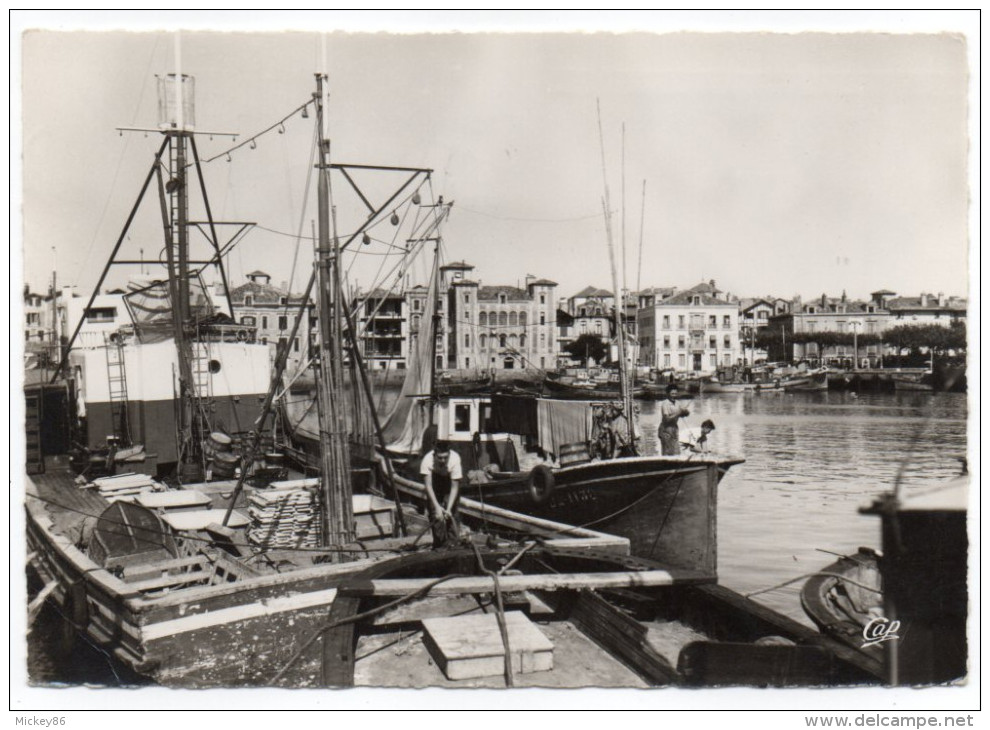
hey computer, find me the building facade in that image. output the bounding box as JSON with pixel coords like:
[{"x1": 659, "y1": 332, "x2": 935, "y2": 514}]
[
  {"x1": 638, "y1": 281, "x2": 740, "y2": 374},
  {"x1": 229, "y1": 270, "x2": 314, "y2": 371},
  {"x1": 445, "y1": 266, "x2": 558, "y2": 371}
]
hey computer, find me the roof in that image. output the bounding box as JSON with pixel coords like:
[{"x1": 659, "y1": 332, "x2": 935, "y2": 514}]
[
  {"x1": 451, "y1": 279, "x2": 479, "y2": 287},
  {"x1": 229, "y1": 280, "x2": 309, "y2": 305},
  {"x1": 441, "y1": 260, "x2": 474, "y2": 271},
  {"x1": 871, "y1": 289, "x2": 897, "y2": 296},
  {"x1": 886, "y1": 296, "x2": 967, "y2": 313},
  {"x1": 477, "y1": 285, "x2": 530, "y2": 301},
  {"x1": 362, "y1": 288, "x2": 404, "y2": 300},
  {"x1": 246, "y1": 270, "x2": 270, "y2": 278},
  {"x1": 527, "y1": 278, "x2": 558, "y2": 287},
  {"x1": 658, "y1": 283, "x2": 732, "y2": 307},
  {"x1": 573, "y1": 286, "x2": 613, "y2": 299},
  {"x1": 740, "y1": 297, "x2": 775, "y2": 312}
]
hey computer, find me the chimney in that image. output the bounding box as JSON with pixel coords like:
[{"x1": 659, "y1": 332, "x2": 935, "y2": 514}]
[
  {"x1": 920, "y1": 292, "x2": 928, "y2": 307},
  {"x1": 525, "y1": 274, "x2": 535, "y2": 288},
  {"x1": 937, "y1": 292, "x2": 945, "y2": 307},
  {"x1": 821, "y1": 293, "x2": 827, "y2": 308}
]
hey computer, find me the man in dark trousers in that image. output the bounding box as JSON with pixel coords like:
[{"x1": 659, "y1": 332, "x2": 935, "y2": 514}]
[
  {"x1": 658, "y1": 383, "x2": 691, "y2": 456},
  {"x1": 420, "y1": 439, "x2": 463, "y2": 548}
]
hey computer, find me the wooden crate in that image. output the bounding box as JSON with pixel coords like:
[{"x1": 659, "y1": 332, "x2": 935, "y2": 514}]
[{"x1": 421, "y1": 611, "x2": 554, "y2": 680}]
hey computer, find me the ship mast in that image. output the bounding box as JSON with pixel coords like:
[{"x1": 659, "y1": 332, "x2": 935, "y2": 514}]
[{"x1": 313, "y1": 72, "x2": 356, "y2": 551}]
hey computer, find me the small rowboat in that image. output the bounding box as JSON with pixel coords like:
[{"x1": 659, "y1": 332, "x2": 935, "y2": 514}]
[{"x1": 800, "y1": 547, "x2": 884, "y2": 676}]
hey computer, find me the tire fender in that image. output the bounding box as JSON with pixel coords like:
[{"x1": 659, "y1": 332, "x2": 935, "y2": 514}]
[{"x1": 528, "y1": 464, "x2": 555, "y2": 504}]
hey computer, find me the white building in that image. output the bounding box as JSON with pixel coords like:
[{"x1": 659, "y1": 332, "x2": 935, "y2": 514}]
[{"x1": 639, "y1": 281, "x2": 740, "y2": 375}]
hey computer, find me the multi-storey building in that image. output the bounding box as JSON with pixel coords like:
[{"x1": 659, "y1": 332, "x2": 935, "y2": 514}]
[
  {"x1": 638, "y1": 281, "x2": 740, "y2": 374},
  {"x1": 769, "y1": 292, "x2": 887, "y2": 366},
  {"x1": 445, "y1": 265, "x2": 558, "y2": 371},
  {"x1": 229, "y1": 270, "x2": 314, "y2": 371},
  {"x1": 356, "y1": 288, "x2": 408, "y2": 371},
  {"x1": 24, "y1": 288, "x2": 47, "y2": 345},
  {"x1": 883, "y1": 291, "x2": 967, "y2": 327},
  {"x1": 738, "y1": 296, "x2": 791, "y2": 365}
]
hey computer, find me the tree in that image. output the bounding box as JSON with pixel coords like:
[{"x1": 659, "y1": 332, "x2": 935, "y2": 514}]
[{"x1": 564, "y1": 333, "x2": 609, "y2": 366}]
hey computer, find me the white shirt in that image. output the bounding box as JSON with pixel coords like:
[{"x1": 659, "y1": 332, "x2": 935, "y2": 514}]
[
  {"x1": 679, "y1": 427, "x2": 712, "y2": 452},
  {"x1": 420, "y1": 450, "x2": 464, "y2": 480}
]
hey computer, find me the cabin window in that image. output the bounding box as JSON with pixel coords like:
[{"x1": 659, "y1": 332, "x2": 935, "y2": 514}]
[
  {"x1": 454, "y1": 404, "x2": 471, "y2": 432},
  {"x1": 479, "y1": 402, "x2": 493, "y2": 433},
  {"x1": 209, "y1": 359, "x2": 221, "y2": 374}
]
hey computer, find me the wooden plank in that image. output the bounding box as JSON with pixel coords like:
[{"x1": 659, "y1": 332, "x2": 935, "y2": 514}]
[
  {"x1": 122, "y1": 556, "x2": 209, "y2": 582},
  {"x1": 27, "y1": 579, "x2": 59, "y2": 625},
  {"x1": 136, "y1": 490, "x2": 212, "y2": 510},
  {"x1": 161, "y1": 509, "x2": 250, "y2": 531},
  {"x1": 127, "y1": 569, "x2": 213, "y2": 593},
  {"x1": 677, "y1": 642, "x2": 836, "y2": 687},
  {"x1": 340, "y1": 570, "x2": 689, "y2": 597},
  {"x1": 568, "y1": 591, "x2": 679, "y2": 685},
  {"x1": 421, "y1": 612, "x2": 553, "y2": 680}
]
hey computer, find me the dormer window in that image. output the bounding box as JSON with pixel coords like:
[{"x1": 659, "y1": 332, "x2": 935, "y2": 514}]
[
  {"x1": 499, "y1": 293, "x2": 507, "y2": 304},
  {"x1": 245, "y1": 295, "x2": 253, "y2": 307},
  {"x1": 692, "y1": 296, "x2": 701, "y2": 305},
  {"x1": 280, "y1": 297, "x2": 287, "y2": 306}
]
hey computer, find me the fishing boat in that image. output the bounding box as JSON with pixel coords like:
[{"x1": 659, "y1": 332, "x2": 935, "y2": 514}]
[{"x1": 801, "y1": 473, "x2": 968, "y2": 685}]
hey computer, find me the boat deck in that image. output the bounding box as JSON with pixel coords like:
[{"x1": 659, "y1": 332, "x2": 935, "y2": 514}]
[{"x1": 29, "y1": 460, "x2": 109, "y2": 542}]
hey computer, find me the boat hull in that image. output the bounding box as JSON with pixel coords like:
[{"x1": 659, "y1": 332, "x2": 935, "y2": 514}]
[{"x1": 391, "y1": 455, "x2": 741, "y2": 575}]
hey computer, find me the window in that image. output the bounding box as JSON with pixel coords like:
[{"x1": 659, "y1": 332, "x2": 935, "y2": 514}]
[
  {"x1": 465, "y1": 357, "x2": 470, "y2": 369},
  {"x1": 244, "y1": 295, "x2": 253, "y2": 306},
  {"x1": 678, "y1": 335, "x2": 685, "y2": 348},
  {"x1": 710, "y1": 354, "x2": 717, "y2": 367},
  {"x1": 836, "y1": 321, "x2": 846, "y2": 333},
  {"x1": 278, "y1": 315, "x2": 288, "y2": 331},
  {"x1": 85, "y1": 307, "x2": 117, "y2": 322},
  {"x1": 723, "y1": 353, "x2": 731, "y2": 365},
  {"x1": 260, "y1": 337, "x2": 268, "y2": 345},
  {"x1": 280, "y1": 296, "x2": 287, "y2": 306},
  {"x1": 499, "y1": 334, "x2": 507, "y2": 347},
  {"x1": 807, "y1": 322, "x2": 817, "y2": 333},
  {"x1": 413, "y1": 299, "x2": 421, "y2": 312},
  {"x1": 709, "y1": 336, "x2": 716, "y2": 349},
  {"x1": 678, "y1": 315, "x2": 685, "y2": 329},
  {"x1": 464, "y1": 294, "x2": 470, "y2": 304},
  {"x1": 262, "y1": 316, "x2": 268, "y2": 330},
  {"x1": 708, "y1": 315, "x2": 717, "y2": 328},
  {"x1": 480, "y1": 334, "x2": 487, "y2": 348},
  {"x1": 464, "y1": 333, "x2": 470, "y2": 347},
  {"x1": 663, "y1": 335, "x2": 670, "y2": 349},
  {"x1": 678, "y1": 353, "x2": 686, "y2": 367},
  {"x1": 454, "y1": 404, "x2": 471, "y2": 432},
  {"x1": 663, "y1": 354, "x2": 671, "y2": 367},
  {"x1": 479, "y1": 312, "x2": 488, "y2": 327},
  {"x1": 509, "y1": 312, "x2": 518, "y2": 326},
  {"x1": 519, "y1": 312, "x2": 527, "y2": 326},
  {"x1": 540, "y1": 294, "x2": 546, "y2": 305},
  {"x1": 662, "y1": 315, "x2": 670, "y2": 329},
  {"x1": 499, "y1": 312, "x2": 508, "y2": 327},
  {"x1": 240, "y1": 316, "x2": 256, "y2": 326},
  {"x1": 520, "y1": 334, "x2": 527, "y2": 347},
  {"x1": 499, "y1": 294, "x2": 507, "y2": 304},
  {"x1": 758, "y1": 311, "x2": 768, "y2": 321},
  {"x1": 723, "y1": 335, "x2": 731, "y2": 348},
  {"x1": 540, "y1": 332, "x2": 546, "y2": 348},
  {"x1": 294, "y1": 338, "x2": 300, "y2": 352},
  {"x1": 723, "y1": 315, "x2": 731, "y2": 329},
  {"x1": 540, "y1": 313, "x2": 546, "y2": 325},
  {"x1": 693, "y1": 296, "x2": 701, "y2": 305},
  {"x1": 595, "y1": 321, "x2": 602, "y2": 334}
]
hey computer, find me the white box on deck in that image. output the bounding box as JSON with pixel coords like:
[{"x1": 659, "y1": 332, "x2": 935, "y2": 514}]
[{"x1": 421, "y1": 611, "x2": 554, "y2": 681}]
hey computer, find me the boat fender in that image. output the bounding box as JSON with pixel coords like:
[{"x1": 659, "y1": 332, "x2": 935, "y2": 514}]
[
  {"x1": 236, "y1": 329, "x2": 248, "y2": 342},
  {"x1": 528, "y1": 464, "x2": 555, "y2": 504}
]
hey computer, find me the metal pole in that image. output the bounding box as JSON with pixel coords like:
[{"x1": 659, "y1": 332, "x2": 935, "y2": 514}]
[
  {"x1": 190, "y1": 135, "x2": 235, "y2": 318},
  {"x1": 50, "y1": 138, "x2": 170, "y2": 383}
]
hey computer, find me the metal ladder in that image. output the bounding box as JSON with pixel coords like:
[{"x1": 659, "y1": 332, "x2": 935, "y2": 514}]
[{"x1": 104, "y1": 334, "x2": 131, "y2": 447}]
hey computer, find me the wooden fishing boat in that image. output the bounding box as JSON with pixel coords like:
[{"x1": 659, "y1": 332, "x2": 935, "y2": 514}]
[
  {"x1": 25, "y1": 457, "x2": 631, "y2": 687},
  {"x1": 780, "y1": 368, "x2": 829, "y2": 392},
  {"x1": 800, "y1": 547, "x2": 884, "y2": 677},
  {"x1": 322, "y1": 544, "x2": 882, "y2": 688}
]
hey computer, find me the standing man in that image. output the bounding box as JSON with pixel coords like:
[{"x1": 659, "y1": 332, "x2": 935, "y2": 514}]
[
  {"x1": 420, "y1": 439, "x2": 463, "y2": 548},
  {"x1": 659, "y1": 383, "x2": 691, "y2": 456}
]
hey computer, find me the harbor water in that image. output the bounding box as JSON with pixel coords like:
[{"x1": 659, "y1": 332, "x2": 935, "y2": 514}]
[{"x1": 26, "y1": 389, "x2": 968, "y2": 684}]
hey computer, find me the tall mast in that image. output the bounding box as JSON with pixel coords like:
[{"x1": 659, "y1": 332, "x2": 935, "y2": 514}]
[{"x1": 314, "y1": 72, "x2": 355, "y2": 552}]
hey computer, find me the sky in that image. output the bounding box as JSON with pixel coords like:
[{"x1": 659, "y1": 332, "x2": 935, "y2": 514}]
[{"x1": 16, "y1": 13, "x2": 975, "y2": 308}]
